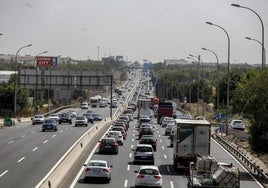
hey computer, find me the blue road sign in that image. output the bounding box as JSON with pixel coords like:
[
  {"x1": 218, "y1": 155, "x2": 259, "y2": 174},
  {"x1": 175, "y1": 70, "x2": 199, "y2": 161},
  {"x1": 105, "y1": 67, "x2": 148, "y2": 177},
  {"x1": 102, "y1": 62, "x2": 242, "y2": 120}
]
[{"x1": 51, "y1": 57, "x2": 57, "y2": 66}]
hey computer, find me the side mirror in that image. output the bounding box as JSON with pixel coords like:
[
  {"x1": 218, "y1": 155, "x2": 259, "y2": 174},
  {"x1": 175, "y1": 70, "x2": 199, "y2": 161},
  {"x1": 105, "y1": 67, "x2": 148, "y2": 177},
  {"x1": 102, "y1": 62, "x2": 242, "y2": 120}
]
[
  {"x1": 110, "y1": 165, "x2": 113, "y2": 168},
  {"x1": 134, "y1": 170, "x2": 138, "y2": 173}
]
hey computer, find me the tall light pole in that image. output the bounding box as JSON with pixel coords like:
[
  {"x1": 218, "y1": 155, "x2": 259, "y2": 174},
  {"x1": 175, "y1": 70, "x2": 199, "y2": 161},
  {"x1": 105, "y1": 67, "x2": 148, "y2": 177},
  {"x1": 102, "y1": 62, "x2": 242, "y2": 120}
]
[
  {"x1": 231, "y1": 3, "x2": 265, "y2": 69},
  {"x1": 14, "y1": 44, "x2": 32, "y2": 118},
  {"x1": 206, "y1": 21, "x2": 230, "y2": 135},
  {"x1": 34, "y1": 51, "x2": 48, "y2": 115},
  {"x1": 202, "y1": 48, "x2": 219, "y2": 111},
  {"x1": 245, "y1": 36, "x2": 266, "y2": 64}
]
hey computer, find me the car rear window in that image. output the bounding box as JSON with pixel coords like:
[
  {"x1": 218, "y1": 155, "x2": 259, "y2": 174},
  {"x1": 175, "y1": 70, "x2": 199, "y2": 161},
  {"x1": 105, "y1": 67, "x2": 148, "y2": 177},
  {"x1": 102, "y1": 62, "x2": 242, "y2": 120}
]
[
  {"x1": 136, "y1": 146, "x2": 152, "y2": 152},
  {"x1": 140, "y1": 169, "x2": 159, "y2": 175},
  {"x1": 88, "y1": 162, "x2": 106, "y2": 167}
]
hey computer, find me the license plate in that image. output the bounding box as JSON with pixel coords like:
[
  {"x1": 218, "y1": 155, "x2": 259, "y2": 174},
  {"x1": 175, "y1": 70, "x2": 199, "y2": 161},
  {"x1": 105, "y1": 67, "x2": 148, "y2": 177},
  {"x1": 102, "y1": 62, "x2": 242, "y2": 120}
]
[{"x1": 105, "y1": 146, "x2": 112, "y2": 148}]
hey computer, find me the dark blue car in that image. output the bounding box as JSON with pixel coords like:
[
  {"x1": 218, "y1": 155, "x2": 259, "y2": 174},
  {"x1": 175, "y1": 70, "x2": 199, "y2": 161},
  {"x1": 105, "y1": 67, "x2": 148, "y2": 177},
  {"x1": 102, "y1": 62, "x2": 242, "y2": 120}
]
[{"x1": 42, "y1": 119, "x2": 58, "y2": 132}]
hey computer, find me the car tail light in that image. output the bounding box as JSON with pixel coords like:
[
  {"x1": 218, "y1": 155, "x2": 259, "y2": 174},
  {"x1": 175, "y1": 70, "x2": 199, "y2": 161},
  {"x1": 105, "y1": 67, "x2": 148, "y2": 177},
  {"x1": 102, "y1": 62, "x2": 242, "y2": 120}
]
[
  {"x1": 85, "y1": 168, "x2": 91, "y2": 172},
  {"x1": 154, "y1": 175, "x2": 161, "y2": 179},
  {"x1": 99, "y1": 142, "x2": 102, "y2": 148},
  {"x1": 137, "y1": 175, "x2": 144, "y2": 178},
  {"x1": 152, "y1": 139, "x2": 156, "y2": 143},
  {"x1": 103, "y1": 168, "x2": 109, "y2": 172},
  {"x1": 139, "y1": 139, "x2": 144, "y2": 143}
]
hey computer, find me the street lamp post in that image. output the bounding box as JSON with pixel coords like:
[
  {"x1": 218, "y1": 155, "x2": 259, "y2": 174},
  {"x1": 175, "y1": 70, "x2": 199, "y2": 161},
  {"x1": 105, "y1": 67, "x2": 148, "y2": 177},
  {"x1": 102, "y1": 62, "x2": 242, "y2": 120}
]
[
  {"x1": 231, "y1": 4, "x2": 265, "y2": 69},
  {"x1": 202, "y1": 48, "x2": 219, "y2": 111},
  {"x1": 34, "y1": 51, "x2": 48, "y2": 115},
  {"x1": 245, "y1": 37, "x2": 266, "y2": 64},
  {"x1": 14, "y1": 44, "x2": 32, "y2": 118},
  {"x1": 206, "y1": 21, "x2": 230, "y2": 135}
]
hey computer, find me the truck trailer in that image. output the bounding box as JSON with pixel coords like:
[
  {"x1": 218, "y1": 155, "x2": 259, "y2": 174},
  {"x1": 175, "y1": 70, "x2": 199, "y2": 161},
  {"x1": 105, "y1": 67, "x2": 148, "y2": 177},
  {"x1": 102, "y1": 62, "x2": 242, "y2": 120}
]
[
  {"x1": 173, "y1": 119, "x2": 211, "y2": 171},
  {"x1": 157, "y1": 101, "x2": 173, "y2": 124}
]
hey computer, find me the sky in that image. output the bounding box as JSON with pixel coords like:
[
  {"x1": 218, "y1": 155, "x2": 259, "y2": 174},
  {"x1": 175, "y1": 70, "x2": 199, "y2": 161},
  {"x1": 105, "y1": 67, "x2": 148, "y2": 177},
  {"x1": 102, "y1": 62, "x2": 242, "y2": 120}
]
[{"x1": 0, "y1": 0, "x2": 267, "y2": 65}]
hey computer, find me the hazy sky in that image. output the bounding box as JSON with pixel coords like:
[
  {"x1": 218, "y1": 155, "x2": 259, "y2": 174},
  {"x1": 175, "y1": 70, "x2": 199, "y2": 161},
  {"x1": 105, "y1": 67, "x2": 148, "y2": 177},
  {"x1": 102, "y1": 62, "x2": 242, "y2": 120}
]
[{"x1": 0, "y1": 0, "x2": 267, "y2": 65}]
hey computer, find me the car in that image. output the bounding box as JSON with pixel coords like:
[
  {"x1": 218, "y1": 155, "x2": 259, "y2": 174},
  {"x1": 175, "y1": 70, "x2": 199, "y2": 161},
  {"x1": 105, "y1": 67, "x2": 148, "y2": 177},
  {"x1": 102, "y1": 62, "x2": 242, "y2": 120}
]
[
  {"x1": 98, "y1": 137, "x2": 118, "y2": 154},
  {"x1": 139, "y1": 135, "x2": 157, "y2": 151},
  {"x1": 135, "y1": 166, "x2": 162, "y2": 188},
  {"x1": 32, "y1": 115, "x2": 45, "y2": 125},
  {"x1": 161, "y1": 118, "x2": 175, "y2": 127},
  {"x1": 111, "y1": 101, "x2": 118, "y2": 108},
  {"x1": 81, "y1": 102, "x2": 89, "y2": 109},
  {"x1": 69, "y1": 110, "x2": 77, "y2": 118},
  {"x1": 107, "y1": 131, "x2": 123, "y2": 146},
  {"x1": 165, "y1": 123, "x2": 174, "y2": 135},
  {"x1": 48, "y1": 114, "x2": 59, "y2": 122},
  {"x1": 139, "y1": 116, "x2": 151, "y2": 127},
  {"x1": 83, "y1": 113, "x2": 94, "y2": 123},
  {"x1": 74, "y1": 116, "x2": 88, "y2": 127},
  {"x1": 99, "y1": 100, "x2": 106, "y2": 108},
  {"x1": 111, "y1": 126, "x2": 127, "y2": 139},
  {"x1": 83, "y1": 160, "x2": 113, "y2": 183},
  {"x1": 94, "y1": 113, "x2": 103, "y2": 121},
  {"x1": 133, "y1": 144, "x2": 154, "y2": 164},
  {"x1": 139, "y1": 127, "x2": 154, "y2": 139},
  {"x1": 59, "y1": 112, "x2": 72, "y2": 124},
  {"x1": 229, "y1": 119, "x2": 245, "y2": 131},
  {"x1": 42, "y1": 118, "x2": 57, "y2": 132}
]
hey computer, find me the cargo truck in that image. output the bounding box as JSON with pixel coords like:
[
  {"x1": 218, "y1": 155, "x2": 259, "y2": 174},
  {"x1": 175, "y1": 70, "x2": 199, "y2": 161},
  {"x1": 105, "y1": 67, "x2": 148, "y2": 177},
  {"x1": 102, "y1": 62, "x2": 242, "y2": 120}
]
[
  {"x1": 137, "y1": 98, "x2": 151, "y2": 118},
  {"x1": 173, "y1": 119, "x2": 211, "y2": 171},
  {"x1": 157, "y1": 101, "x2": 173, "y2": 124}
]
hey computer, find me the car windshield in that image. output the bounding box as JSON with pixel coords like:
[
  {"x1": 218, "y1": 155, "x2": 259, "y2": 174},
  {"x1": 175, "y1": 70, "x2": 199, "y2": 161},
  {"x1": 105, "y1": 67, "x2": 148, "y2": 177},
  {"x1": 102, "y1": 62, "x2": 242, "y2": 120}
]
[
  {"x1": 76, "y1": 116, "x2": 85, "y2": 120},
  {"x1": 140, "y1": 169, "x2": 159, "y2": 175},
  {"x1": 44, "y1": 119, "x2": 53, "y2": 123}
]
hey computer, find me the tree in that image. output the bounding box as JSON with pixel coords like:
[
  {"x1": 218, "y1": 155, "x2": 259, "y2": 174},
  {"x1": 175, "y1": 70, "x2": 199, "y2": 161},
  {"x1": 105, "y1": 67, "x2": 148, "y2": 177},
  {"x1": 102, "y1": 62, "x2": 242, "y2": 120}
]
[{"x1": 232, "y1": 70, "x2": 268, "y2": 153}]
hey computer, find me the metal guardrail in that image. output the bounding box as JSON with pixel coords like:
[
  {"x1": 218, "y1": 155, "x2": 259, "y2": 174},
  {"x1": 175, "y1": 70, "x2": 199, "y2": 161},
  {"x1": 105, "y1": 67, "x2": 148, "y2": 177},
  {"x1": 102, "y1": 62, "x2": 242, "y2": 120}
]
[{"x1": 213, "y1": 133, "x2": 268, "y2": 185}]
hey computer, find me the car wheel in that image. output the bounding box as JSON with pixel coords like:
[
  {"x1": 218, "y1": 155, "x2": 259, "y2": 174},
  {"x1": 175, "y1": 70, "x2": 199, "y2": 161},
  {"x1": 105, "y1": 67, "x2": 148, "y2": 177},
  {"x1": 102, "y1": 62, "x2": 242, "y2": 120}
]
[
  {"x1": 54, "y1": 128, "x2": 57, "y2": 131},
  {"x1": 42, "y1": 129, "x2": 45, "y2": 132},
  {"x1": 59, "y1": 122, "x2": 61, "y2": 124},
  {"x1": 69, "y1": 121, "x2": 72, "y2": 124}
]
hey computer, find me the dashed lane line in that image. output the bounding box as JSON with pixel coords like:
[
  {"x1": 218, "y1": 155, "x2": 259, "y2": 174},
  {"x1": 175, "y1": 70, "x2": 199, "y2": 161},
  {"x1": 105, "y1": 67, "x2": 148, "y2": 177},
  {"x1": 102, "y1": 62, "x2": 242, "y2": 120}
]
[
  {"x1": 21, "y1": 135, "x2": 26, "y2": 138},
  {"x1": 129, "y1": 153, "x2": 132, "y2": 158},
  {"x1": 170, "y1": 181, "x2": 174, "y2": 188},
  {"x1": 52, "y1": 134, "x2": 56, "y2": 138},
  {"x1": 164, "y1": 154, "x2": 167, "y2": 159},
  {"x1": 127, "y1": 165, "x2": 130, "y2": 171},
  {"x1": 17, "y1": 157, "x2": 25, "y2": 163},
  {"x1": 162, "y1": 146, "x2": 165, "y2": 150},
  {"x1": 8, "y1": 140, "x2": 14, "y2": 144},
  {"x1": 32, "y1": 147, "x2": 38, "y2": 152},
  {"x1": 43, "y1": 140, "x2": 48, "y2": 144},
  {"x1": 0, "y1": 170, "x2": 8, "y2": 178},
  {"x1": 124, "y1": 179, "x2": 128, "y2": 187}
]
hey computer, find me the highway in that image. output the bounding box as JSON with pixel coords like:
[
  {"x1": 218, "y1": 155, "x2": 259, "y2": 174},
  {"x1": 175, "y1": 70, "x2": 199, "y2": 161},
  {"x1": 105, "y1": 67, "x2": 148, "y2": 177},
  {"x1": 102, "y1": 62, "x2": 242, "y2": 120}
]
[
  {"x1": 70, "y1": 112, "x2": 263, "y2": 188},
  {"x1": 0, "y1": 106, "x2": 116, "y2": 188}
]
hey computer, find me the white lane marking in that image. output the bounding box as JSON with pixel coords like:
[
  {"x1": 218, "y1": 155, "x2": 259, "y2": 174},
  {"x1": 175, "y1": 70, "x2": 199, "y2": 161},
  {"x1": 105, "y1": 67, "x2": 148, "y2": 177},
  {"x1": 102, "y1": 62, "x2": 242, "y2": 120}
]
[
  {"x1": 127, "y1": 165, "x2": 130, "y2": 171},
  {"x1": 32, "y1": 147, "x2": 38, "y2": 151},
  {"x1": 66, "y1": 127, "x2": 69, "y2": 130},
  {"x1": 31, "y1": 130, "x2": 35, "y2": 133},
  {"x1": 158, "y1": 135, "x2": 161, "y2": 138},
  {"x1": 129, "y1": 153, "x2": 132, "y2": 158},
  {"x1": 21, "y1": 135, "x2": 26, "y2": 138},
  {"x1": 164, "y1": 154, "x2": 167, "y2": 159},
  {"x1": 43, "y1": 140, "x2": 48, "y2": 144},
  {"x1": 0, "y1": 170, "x2": 8, "y2": 178},
  {"x1": 170, "y1": 181, "x2": 174, "y2": 188},
  {"x1": 8, "y1": 140, "x2": 14, "y2": 144},
  {"x1": 157, "y1": 130, "x2": 159, "y2": 133},
  {"x1": 133, "y1": 130, "x2": 135, "y2": 133},
  {"x1": 132, "y1": 138, "x2": 135, "y2": 142},
  {"x1": 52, "y1": 134, "x2": 56, "y2": 138},
  {"x1": 131, "y1": 145, "x2": 133, "y2": 149},
  {"x1": 132, "y1": 134, "x2": 135, "y2": 136},
  {"x1": 159, "y1": 139, "x2": 162, "y2": 143},
  {"x1": 17, "y1": 157, "x2": 25, "y2": 163},
  {"x1": 162, "y1": 146, "x2": 165, "y2": 150},
  {"x1": 60, "y1": 130, "x2": 63, "y2": 133},
  {"x1": 124, "y1": 179, "x2": 128, "y2": 187}
]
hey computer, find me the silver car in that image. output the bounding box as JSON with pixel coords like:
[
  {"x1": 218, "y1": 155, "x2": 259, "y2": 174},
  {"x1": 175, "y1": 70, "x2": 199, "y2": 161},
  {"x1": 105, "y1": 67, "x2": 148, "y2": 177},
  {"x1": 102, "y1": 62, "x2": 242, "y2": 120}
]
[
  {"x1": 74, "y1": 116, "x2": 88, "y2": 127},
  {"x1": 83, "y1": 160, "x2": 112, "y2": 183},
  {"x1": 133, "y1": 144, "x2": 154, "y2": 164}
]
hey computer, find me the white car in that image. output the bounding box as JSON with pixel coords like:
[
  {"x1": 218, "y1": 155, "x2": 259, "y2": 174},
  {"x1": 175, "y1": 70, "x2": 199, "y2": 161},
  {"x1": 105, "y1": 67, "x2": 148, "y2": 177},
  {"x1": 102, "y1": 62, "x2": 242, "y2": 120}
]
[
  {"x1": 74, "y1": 116, "x2": 88, "y2": 127},
  {"x1": 48, "y1": 114, "x2": 59, "y2": 122},
  {"x1": 107, "y1": 131, "x2": 123, "y2": 145},
  {"x1": 165, "y1": 123, "x2": 174, "y2": 135},
  {"x1": 81, "y1": 102, "x2": 89, "y2": 109},
  {"x1": 135, "y1": 166, "x2": 162, "y2": 188},
  {"x1": 83, "y1": 160, "x2": 112, "y2": 183},
  {"x1": 32, "y1": 115, "x2": 45, "y2": 125},
  {"x1": 229, "y1": 119, "x2": 245, "y2": 131}
]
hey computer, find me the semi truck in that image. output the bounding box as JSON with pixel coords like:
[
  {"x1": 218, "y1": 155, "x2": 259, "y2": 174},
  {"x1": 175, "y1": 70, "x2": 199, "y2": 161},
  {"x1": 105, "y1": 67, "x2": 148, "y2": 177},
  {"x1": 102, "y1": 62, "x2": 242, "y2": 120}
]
[
  {"x1": 173, "y1": 119, "x2": 211, "y2": 171},
  {"x1": 157, "y1": 101, "x2": 173, "y2": 124}
]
